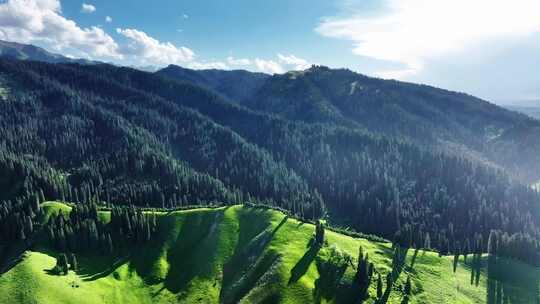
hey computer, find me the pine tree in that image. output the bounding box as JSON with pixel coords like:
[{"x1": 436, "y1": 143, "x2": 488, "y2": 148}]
[
  {"x1": 453, "y1": 248, "x2": 460, "y2": 273},
  {"x1": 376, "y1": 273, "x2": 383, "y2": 299},
  {"x1": 385, "y1": 273, "x2": 394, "y2": 297},
  {"x1": 404, "y1": 276, "x2": 412, "y2": 296},
  {"x1": 424, "y1": 232, "x2": 431, "y2": 250},
  {"x1": 315, "y1": 220, "x2": 325, "y2": 246},
  {"x1": 488, "y1": 230, "x2": 498, "y2": 256},
  {"x1": 106, "y1": 233, "x2": 114, "y2": 254},
  {"x1": 56, "y1": 253, "x2": 69, "y2": 275},
  {"x1": 69, "y1": 253, "x2": 78, "y2": 271}
]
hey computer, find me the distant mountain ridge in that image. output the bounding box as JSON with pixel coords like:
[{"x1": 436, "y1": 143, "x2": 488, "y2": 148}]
[
  {"x1": 505, "y1": 105, "x2": 540, "y2": 120},
  {"x1": 2, "y1": 42, "x2": 540, "y2": 264},
  {"x1": 156, "y1": 64, "x2": 540, "y2": 184},
  {"x1": 1, "y1": 52, "x2": 540, "y2": 274},
  {"x1": 157, "y1": 64, "x2": 270, "y2": 103},
  {"x1": 0, "y1": 40, "x2": 99, "y2": 65}
]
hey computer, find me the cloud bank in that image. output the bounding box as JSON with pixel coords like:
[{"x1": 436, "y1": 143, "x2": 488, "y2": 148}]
[
  {"x1": 316, "y1": 0, "x2": 540, "y2": 80},
  {"x1": 0, "y1": 0, "x2": 313, "y2": 75},
  {"x1": 0, "y1": 0, "x2": 120, "y2": 58},
  {"x1": 116, "y1": 28, "x2": 194, "y2": 65}
]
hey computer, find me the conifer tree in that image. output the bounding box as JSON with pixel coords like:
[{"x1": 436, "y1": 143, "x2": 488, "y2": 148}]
[
  {"x1": 404, "y1": 276, "x2": 412, "y2": 296},
  {"x1": 488, "y1": 230, "x2": 498, "y2": 256},
  {"x1": 69, "y1": 253, "x2": 78, "y2": 271},
  {"x1": 56, "y1": 253, "x2": 69, "y2": 275},
  {"x1": 315, "y1": 220, "x2": 325, "y2": 246},
  {"x1": 424, "y1": 232, "x2": 431, "y2": 251},
  {"x1": 376, "y1": 273, "x2": 383, "y2": 299}
]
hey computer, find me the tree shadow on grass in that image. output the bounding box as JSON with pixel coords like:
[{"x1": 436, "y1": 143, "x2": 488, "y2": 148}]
[
  {"x1": 400, "y1": 295, "x2": 410, "y2": 304},
  {"x1": 288, "y1": 244, "x2": 321, "y2": 285},
  {"x1": 81, "y1": 256, "x2": 130, "y2": 281},
  {"x1": 314, "y1": 269, "x2": 350, "y2": 304},
  {"x1": 409, "y1": 248, "x2": 419, "y2": 270},
  {"x1": 391, "y1": 246, "x2": 409, "y2": 282},
  {"x1": 128, "y1": 214, "x2": 179, "y2": 285},
  {"x1": 0, "y1": 242, "x2": 27, "y2": 275},
  {"x1": 486, "y1": 255, "x2": 540, "y2": 304},
  {"x1": 220, "y1": 215, "x2": 288, "y2": 304},
  {"x1": 163, "y1": 210, "x2": 224, "y2": 294}
]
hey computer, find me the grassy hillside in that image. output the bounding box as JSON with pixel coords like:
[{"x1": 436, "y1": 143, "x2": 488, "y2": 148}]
[{"x1": 1, "y1": 202, "x2": 538, "y2": 303}]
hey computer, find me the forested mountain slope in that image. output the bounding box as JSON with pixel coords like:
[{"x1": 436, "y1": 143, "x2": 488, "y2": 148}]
[
  {"x1": 1, "y1": 59, "x2": 540, "y2": 266},
  {"x1": 157, "y1": 65, "x2": 540, "y2": 184},
  {"x1": 505, "y1": 105, "x2": 540, "y2": 120},
  {"x1": 0, "y1": 40, "x2": 98, "y2": 65},
  {"x1": 2, "y1": 202, "x2": 538, "y2": 304},
  {"x1": 156, "y1": 64, "x2": 269, "y2": 103}
]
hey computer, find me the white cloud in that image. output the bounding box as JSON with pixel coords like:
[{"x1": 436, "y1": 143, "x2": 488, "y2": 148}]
[
  {"x1": 316, "y1": 0, "x2": 540, "y2": 78},
  {"x1": 105, "y1": 16, "x2": 112, "y2": 23},
  {"x1": 0, "y1": 0, "x2": 120, "y2": 58},
  {"x1": 227, "y1": 54, "x2": 309, "y2": 74},
  {"x1": 189, "y1": 61, "x2": 229, "y2": 70},
  {"x1": 254, "y1": 58, "x2": 284, "y2": 74},
  {"x1": 81, "y1": 3, "x2": 96, "y2": 13},
  {"x1": 277, "y1": 53, "x2": 310, "y2": 70},
  {"x1": 182, "y1": 14, "x2": 189, "y2": 19},
  {"x1": 116, "y1": 28, "x2": 194, "y2": 65},
  {"x1": 227, "y1": 56, "x2": 251, "y2": 66}
]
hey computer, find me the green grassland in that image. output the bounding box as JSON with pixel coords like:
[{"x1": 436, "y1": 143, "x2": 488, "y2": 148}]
[{"x1": 1, "y1": 202, "x2": 539, "y2": 303}]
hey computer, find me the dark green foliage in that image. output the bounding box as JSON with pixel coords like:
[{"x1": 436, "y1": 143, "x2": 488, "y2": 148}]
[
  {"x1": 384, "y1": 272, "x2": 394, "y2": 299},
  {"x1": 0, "y1": 194, "x2": 42, "y2": 246},
  {"x1": 313, "y1": 246, "x2": 350, "y2": 303},
  {"x1": 69, "y1": 253, "x2": 78, "y2": 271},
  {"x1": 315, "y1": 221, "x2": 325, "y2": 247},
  {"x1": 179, "y1": 64, "x2": 540, "y2": 185},
  {"x1": 404, "y1": 276, "x2": 412, "y2": 295},
  {"x1": 488, "y1": 230, "x2": 498, "y2": 256},
  {"x1": 156, "y1": 65, "x2": 269, "y2": 104},
  {"x1": 0, "y1": 59, "x2": 540, "y2": 265},
  {"x1": 423, "y1": 233, "x2": 431, "y2": 251},
  {"x1": 54, "y1": 253, "x2": 69, "y2": 275},
  {"x1": 376, "y1": 273, "x2": 383, "y2": 299},
  {"x1": 45, "y1": 204, "x2": 156, "y2": 254},
  {"x1": 453, "y1": 251, "x2": 459, "y2": 273},
  {"x1": 353, "y1": 246, "x2": 374, "y2": 300}
]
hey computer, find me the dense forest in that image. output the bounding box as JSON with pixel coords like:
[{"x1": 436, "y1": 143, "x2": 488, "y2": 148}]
[
  {"x1": 158, "y1": 65, "x2": 540, "y2": 184},
  {"x1": 1, "y1": 58, "x2": 540, "y2": 266}
]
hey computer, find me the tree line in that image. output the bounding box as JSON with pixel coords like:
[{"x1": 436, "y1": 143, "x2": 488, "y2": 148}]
[{"x1": 0, "y1": 59, "x2": 539, "y2": 265}]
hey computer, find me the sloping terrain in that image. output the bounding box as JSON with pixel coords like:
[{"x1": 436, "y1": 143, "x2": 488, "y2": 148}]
[
  {"x1": 1, "y1": 58, "x2": 540, "y2": 265},
  {"x1": 157, "y1": 65, "x2": 269, "y2": 103},
  {"x1": 0, "y1": 40, "x2": 99, "y2": 65},
  {"x1": 2, "y1": 202, "x2": 538, "y2": 304},
  {"x1": 505, "y1": 105, "x2": 540, "y2": 120},
  {"x1": 157, "y1": 65, "x2": 540, "y2": 184}
]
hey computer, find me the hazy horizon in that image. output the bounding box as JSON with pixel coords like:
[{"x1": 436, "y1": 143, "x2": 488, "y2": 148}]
[{"x1": 1, "y1": 0, "x2": 539, "y2": 104}]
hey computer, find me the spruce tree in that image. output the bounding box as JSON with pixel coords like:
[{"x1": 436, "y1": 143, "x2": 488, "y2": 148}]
[
  {"x1": 69, "y1": 253, "x2": 78, "y2": 271},
  {"x1": 315, "y1": 220, "x2": 325, "y2": 246},
  {"x1": 488, "y1": 230, "x2": 498, "y2": 256},
  {"x1": 376, "y1": 273, "x2": 383, "y2": 299},
  {"x1": 424, "y1": 232, "x2": 431, "y2": 250},
  {"x1": 404, "y1": 276, "x2": 412, "y2": 296},
  {"x1": 56, "y1": 253, "x2": 69, "y2": 275}
]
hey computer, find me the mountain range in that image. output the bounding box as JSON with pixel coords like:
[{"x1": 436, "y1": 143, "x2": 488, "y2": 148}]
[
  {"x1": 1, "y1": 40, "x2": 540, "y2": 266},
  {"x1": 2, "y1": 40, "x2": 540, "y2": 303},
  {"x1": 157, "y1": 64, "x2": 540, "y2": 184},
  {"x1": 0, "y1": 40, "x2": 99, "y2": 65}
]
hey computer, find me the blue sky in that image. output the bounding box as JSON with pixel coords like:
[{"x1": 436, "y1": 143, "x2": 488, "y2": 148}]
[{"x1": 1, "y1": 0, "x2": 539, "y2": 104}]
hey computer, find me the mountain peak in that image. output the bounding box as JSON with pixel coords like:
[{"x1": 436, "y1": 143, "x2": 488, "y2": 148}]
[{"x1": 0, "y1": 39, "x2": 99, "y2": 65}]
